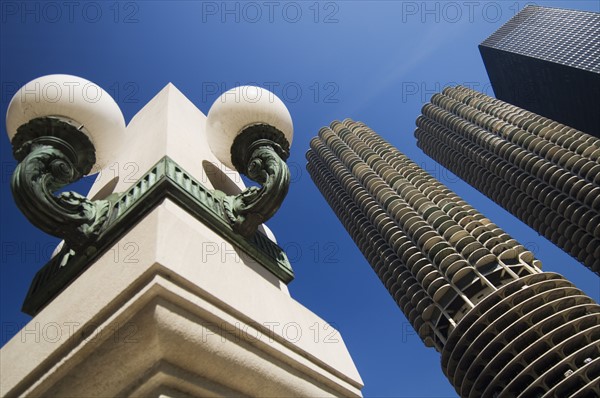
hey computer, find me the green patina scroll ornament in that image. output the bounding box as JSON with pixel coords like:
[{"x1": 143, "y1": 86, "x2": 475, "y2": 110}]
[
  {"x1": 23, "y1": 155, "x2": 294, "y2": 315},
  {"x1": 10, "y1": 117, "x2": 116, "y2": 248},
  {"x1": 206, "y1": 85, "x2": 294, "y2": 239},
  {"x1": 6, "y1": 77, "x2": 295, "y2": 314},
  {"x1": 222, "y1": 124, "x2": 291, "y2": 237},
  {"x1": 6, "y1": 75, "x2": 127, "y2": 249},
  {"x1": 9, "y1": 118, "x2": 292, "y2": 244},
  {"x1": 7, "y1": 78, "x2": 292, "y2": 253}
]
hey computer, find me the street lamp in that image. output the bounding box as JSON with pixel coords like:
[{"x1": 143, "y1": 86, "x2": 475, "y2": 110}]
[
  {"x1": 1, "y1": 77, "x2": 362, "y2": 398},
  {"x1": 6, "y1": 74, "x2": 126, "y2": 248},
  {"x1": 6, "y1": 77, "x2": 293, "y2": 248},
  {"x1": 206, "y1": 85, "x2": 293, "y2": 237}
]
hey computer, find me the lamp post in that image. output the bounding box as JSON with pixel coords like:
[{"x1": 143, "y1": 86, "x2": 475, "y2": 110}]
[
  {"x1": 6, "y1": 75, "x2": 126, "y2": 248},
  {"x1": 2, "y1": 75, "x2": 363, "y2": 397},
  {"x1": 206, "y1": 85, "x2": 293, "y2": 237},
  {"x1": 6, "y1": 77, "x2": 293, "y2": 246}
]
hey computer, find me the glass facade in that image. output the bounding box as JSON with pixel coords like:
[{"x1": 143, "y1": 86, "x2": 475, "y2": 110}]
[
  {"x1": 479, "y1": 6, "x2": 600, "y2": 137},
  {"x1": 482, "y1": 6, "x2": 600, "y2": 74}
]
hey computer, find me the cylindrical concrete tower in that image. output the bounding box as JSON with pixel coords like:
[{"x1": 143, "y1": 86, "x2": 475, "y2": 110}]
[
  {"x1": 306, "y1": 118, "x2": 600, "y2": 398},
  {"x1": 415, "y1": 85, "x2": 600, "y2": 276}
]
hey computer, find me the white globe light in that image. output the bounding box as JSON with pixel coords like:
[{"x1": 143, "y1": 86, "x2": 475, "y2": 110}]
[
  {"x1": 206, "y1": 85, "x2": 293, "y2": 170},
  {"x1": 6, "y1": 74, "x2": 126, "y2": 174}
]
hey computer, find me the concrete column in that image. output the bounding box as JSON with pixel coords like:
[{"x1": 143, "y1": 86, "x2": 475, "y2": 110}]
[{"x1": 1, "y1": 84, "x2": 363, "y2": 397}]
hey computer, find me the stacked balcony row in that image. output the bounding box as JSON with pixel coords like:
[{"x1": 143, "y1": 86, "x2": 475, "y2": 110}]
[
  {"x1": 307, "y1": 154, "x2": 447, "y2": 350},
  {"x1": 442, "y1": 271, "x2": 600, "y2": 398},
  {"x1": 446, "y1": 86, "x2": 600, "y2": 166},
  {"x1": 307, "y1": 119, "x2": 544, "y2": 351},
  {"x1": 307, "y1": 119, "x2": 600, "y2": 398},
  {"x1": 346, "y1": 119, "x2": 540, "y2": 267},
  {"x1": 308, "y1": 138, "x2": 460, "y2": 351},
  {"x1": 415, "y1": 86, "x2": 600, "y2": 275}
]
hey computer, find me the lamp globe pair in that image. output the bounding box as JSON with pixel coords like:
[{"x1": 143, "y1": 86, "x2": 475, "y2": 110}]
[
  {"x1": 6, "y1": 74, "x2": 293, "y2": 174},
  {"x1": 5, "y1": 74, "x2": 294, "y2": 243}
]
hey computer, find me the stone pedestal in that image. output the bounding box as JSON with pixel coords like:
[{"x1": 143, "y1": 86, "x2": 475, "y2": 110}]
[{"x1": 0, "y1": 85, "x2": 363, "y2": 397}]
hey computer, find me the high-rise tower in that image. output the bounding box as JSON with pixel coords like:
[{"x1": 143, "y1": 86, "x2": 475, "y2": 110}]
[
  {"x1": 307, "y1": 119, "x2": 600, "y2": 397},
  {"x1": 479, "y1": 6, "x2": 600, "y2": 137},
  {"x1": 415, "y1": 85, "x2": 600, "y2": 276}
]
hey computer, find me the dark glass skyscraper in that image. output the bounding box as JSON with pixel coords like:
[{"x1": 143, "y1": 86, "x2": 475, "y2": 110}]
[
  {"x1": 415, "y1": 85, "x2": 599, "y2": 276},
  {"x1": 306, "y1": 119, "x2": 600, "y2": 397},
  {"x1": 479, "y1": 6, "x2": 600, "y2": 137}
]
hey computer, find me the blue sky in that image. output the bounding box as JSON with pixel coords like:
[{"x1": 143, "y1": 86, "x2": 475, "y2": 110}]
[{"x1": 1, "y1": 1, "x2": 599, "y2": 397}]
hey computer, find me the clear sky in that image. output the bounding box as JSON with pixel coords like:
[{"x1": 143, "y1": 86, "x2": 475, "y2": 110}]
[{"x1": 1, "y1": 1, "x2": 599, "y2": 397}]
